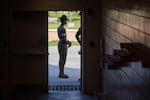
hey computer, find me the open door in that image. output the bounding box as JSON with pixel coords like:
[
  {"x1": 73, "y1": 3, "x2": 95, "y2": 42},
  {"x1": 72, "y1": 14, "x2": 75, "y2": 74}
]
[
  {"x1": 48, "y1": 11, "x2": 81, "y2": 92},
  {"x1": 10, "y1": 11, "x2": 48, "y2": 91}
]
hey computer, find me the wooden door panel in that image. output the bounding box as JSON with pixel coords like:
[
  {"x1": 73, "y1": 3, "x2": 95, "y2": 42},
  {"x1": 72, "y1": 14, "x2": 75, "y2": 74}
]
[{"x1": 11, "y1": 11, "x2": 48, "y2": 91}]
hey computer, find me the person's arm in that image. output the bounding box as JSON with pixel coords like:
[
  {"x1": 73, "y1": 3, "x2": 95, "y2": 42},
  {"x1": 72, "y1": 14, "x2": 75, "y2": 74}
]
[
  {"x1": 76, "y1": 29, "x2": 81, "y2": 45},
  {"x1": 66, "y1": 40, "x2": 71, "y2": 48}
]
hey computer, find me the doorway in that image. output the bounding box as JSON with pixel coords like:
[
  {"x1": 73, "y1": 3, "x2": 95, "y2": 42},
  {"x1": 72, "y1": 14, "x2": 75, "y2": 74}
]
[
  {"x1": 10, "y1": 10, "x2": 101, "y2": 94},
  {"x1": 48, "y1": 11, "x2": 81, "y2": 92}
]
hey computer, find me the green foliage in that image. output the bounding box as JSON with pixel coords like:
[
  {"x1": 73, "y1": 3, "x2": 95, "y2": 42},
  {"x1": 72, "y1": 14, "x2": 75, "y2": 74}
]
[
  {"x1": 48, "y1": 11, "x2": 80, "y2": 29},
  {"x1": 48, "y1": 11, "x2": 80, "y2": 19}
]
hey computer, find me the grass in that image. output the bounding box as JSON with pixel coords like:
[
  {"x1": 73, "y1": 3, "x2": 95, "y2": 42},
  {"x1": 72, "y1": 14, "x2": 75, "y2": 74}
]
[{"x1": 48, "y1": 40, "x2": 80, "y2": 46}]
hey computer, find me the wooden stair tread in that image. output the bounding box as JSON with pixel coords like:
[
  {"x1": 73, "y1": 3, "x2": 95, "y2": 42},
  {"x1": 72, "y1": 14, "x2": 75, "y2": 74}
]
[{"x1": 121, "y1": 43, "x2": 150, "y2": 66}]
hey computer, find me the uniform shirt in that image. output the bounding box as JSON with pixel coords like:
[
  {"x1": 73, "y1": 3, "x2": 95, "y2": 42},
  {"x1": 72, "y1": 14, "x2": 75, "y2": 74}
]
[{"x1": 57, "y1": 25, "x2": 67, "y2": 44}]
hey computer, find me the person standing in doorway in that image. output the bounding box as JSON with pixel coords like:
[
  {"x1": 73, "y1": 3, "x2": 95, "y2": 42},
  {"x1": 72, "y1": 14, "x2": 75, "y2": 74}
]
[
  {"x1": 76, "y1": 27, "x2": 81, "y2": 54},
  {"x1": 76, "y1": 12, "x2": 82, "y2": 54},
  {"x1": 75, "y1": 12, "x2": 82, "y2": 81},
  {"x1": 57, "y1": 15, "x2": 71, "y2": 78}
]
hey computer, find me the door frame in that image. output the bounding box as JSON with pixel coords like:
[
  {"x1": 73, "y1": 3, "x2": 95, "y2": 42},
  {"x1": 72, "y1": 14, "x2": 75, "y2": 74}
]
[{"x1": 47, "y1": 10, "x2": 84, "y2": 92}]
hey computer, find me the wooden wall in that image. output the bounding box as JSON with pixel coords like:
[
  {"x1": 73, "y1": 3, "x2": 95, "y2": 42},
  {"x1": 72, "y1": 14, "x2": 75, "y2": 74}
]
[{"x1": 103, "y1": 1, "x2": 150, "y2": 100}]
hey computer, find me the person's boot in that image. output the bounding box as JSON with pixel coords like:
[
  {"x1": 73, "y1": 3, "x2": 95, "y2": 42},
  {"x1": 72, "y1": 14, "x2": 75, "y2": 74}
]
[{"x1": 59, "y1": 73, "x2": 69, "y2": 78}]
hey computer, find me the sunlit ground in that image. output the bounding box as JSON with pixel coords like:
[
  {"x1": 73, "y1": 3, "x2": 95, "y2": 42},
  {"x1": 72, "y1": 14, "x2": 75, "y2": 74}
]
[{"x1": 48, "y1": 46, "x2": 81, "y2": 84}]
